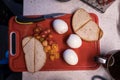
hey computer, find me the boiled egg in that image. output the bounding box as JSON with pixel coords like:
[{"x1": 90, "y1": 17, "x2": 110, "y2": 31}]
[
  {"x1": 66, "y1": 34, "x2": 82, "y2": 48},
  {"x1": 63, "y1": 49, "x2": 78, "y2": 65},
  {"x1": 53, "y1": 19, "x2": 68, "y2": 34}
]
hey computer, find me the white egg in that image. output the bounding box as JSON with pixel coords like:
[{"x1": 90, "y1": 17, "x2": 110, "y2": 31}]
[
  {"x1": 53, "y1": 19, "x2": 68, "y2": 34},
  {"x1": 66, "y1": 34, "x2": 82, "y2": 48},
  {"x1": 63, "y1": 49, "x2": 78, "y2": 65}
]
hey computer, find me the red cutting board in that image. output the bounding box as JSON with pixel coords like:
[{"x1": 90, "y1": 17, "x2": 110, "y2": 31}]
[{"x1": 9, "y1": 13, "x2": 100, "y2": 72}]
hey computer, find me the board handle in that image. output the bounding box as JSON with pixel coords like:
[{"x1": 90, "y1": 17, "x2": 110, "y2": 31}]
[{"x1": 10, "y1": 32, "x2": 17, "y2": 56}]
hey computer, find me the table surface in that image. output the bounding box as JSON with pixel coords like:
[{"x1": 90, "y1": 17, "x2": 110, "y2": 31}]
[{"x1": 23, "y1": 0, "x2": 120, "y2": 80}]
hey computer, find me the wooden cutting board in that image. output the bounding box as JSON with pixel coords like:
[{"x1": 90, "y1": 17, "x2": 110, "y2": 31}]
[{"x1": 9, "y1": 13, "x2": 100, "y2": 72}]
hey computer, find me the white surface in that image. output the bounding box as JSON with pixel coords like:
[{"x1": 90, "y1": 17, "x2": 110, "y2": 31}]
[
  {"x1": 23, "y1": 66, "x2": 111, "y2": 80},
  {"x1": 23, "y1": 0, "x2": 120, "y2": 80}
]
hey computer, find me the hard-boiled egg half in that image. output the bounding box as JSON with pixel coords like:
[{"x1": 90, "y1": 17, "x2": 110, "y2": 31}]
[
  {"x1": 53, "y1": 19, "x2": 68, "y2": 34},
  {"x1": 66, "y1": 34, "x2": 82, "y2": 48},
  {"x1": 63, "y1": 49, "x2": 78, "y2": 65}
]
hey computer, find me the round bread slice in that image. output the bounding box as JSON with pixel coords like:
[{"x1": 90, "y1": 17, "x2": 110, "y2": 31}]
[
  {"x1": 75, "y1": 21, "x2": 100, "y2": 41},
  {"x1": 72, "y1": 8, "x2": 92, "y2": 32},
  {"x1": 22, "y1": 37, "x2": 46, "y2": 72}
]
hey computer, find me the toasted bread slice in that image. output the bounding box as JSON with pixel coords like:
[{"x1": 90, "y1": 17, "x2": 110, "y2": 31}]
[
  {"x1": 72, "y1": 8, "x2": 92, "y2": 32},
  {"x1": 75, "y1": 21, "x2": 100, "y2": 41}
]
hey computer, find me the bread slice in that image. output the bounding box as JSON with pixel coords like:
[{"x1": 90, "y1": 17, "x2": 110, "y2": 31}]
[
  {"x1": 22, "y1": 36, "x2": 32, "y2": 47},
  {"x1": 22, "y1": 37, "x2": 46, "y2": 72},
  {"x1": 75, "y1": 21, "x2": 100, "y2": 41},
  {"x1": 23, "y1": 37, "x2": 35, "y2": 72},
  {"x1": 34, "y1": 38, "x2": 46, "y2": 72},
  {"x1": 72, "y1": 8, "x2": 92, "y2": 32},
  {"x1": 72, "y1": 8, "x2": 103, "y2": 41}
]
